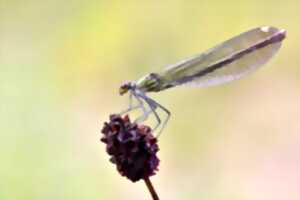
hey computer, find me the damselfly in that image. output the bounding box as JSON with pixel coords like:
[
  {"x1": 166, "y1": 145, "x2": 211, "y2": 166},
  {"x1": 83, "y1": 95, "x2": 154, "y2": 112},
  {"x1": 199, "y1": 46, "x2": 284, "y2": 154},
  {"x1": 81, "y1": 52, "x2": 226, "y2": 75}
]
[{"x1": 119, "y1": 26, "x2": 286, "y2": 136}]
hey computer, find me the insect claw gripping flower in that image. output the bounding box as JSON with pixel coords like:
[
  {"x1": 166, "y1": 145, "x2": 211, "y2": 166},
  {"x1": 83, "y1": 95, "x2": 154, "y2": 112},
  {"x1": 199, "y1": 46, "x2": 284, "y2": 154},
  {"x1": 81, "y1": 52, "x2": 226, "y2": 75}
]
[{"x1": 101, "y1": 114, "x2": 160, "y2": 182}]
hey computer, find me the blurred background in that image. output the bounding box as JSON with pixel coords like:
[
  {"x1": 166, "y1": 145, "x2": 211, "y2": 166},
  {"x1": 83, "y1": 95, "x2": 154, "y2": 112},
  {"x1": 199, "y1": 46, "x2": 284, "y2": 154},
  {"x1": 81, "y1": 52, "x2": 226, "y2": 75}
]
[{"x1": 1, "y1": 1, "x2": 300, "y2": 199}]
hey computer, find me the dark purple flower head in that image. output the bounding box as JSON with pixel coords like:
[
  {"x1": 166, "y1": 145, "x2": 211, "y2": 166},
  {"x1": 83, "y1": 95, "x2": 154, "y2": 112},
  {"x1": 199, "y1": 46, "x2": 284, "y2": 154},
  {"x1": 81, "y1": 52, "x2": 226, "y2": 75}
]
[{"x1": 101, "y1": 114, "x2": 160, "y2": 182}]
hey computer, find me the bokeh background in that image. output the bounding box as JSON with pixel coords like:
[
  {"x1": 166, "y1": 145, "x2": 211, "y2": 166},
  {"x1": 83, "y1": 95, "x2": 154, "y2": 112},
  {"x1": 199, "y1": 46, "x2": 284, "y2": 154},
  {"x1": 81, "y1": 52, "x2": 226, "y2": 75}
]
[{"x1": 1, "y1": 1, "x2": 300, "y2": 199}]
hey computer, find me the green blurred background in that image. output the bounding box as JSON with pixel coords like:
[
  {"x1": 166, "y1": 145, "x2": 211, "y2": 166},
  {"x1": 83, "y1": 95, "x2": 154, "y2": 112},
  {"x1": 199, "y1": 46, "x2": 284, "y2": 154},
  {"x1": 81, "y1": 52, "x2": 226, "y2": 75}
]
[{"x1": 1, "y1": 1, "x2": 300, "y2": 199}]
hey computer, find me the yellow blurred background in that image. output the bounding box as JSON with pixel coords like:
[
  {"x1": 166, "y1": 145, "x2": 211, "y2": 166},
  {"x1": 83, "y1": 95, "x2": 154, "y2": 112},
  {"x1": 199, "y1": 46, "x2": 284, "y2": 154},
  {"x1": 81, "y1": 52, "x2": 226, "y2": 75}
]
[{"x1": 1, "y1": 1, "x2": 300, "y2": 199}]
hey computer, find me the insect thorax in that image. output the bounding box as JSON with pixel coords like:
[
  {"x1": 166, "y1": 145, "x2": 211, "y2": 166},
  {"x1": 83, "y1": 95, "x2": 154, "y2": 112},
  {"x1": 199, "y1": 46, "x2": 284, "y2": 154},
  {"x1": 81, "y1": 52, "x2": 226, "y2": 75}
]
[{"x1": 136, "y1": 73, "x2": 167, "y2": 92}]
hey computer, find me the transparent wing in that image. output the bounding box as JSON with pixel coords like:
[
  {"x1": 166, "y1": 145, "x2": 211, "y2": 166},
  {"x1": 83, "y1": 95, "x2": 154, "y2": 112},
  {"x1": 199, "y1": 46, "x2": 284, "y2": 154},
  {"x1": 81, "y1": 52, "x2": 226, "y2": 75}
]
[{"x1": 159, "y1": 26, "x2": 286, "y2": 88}]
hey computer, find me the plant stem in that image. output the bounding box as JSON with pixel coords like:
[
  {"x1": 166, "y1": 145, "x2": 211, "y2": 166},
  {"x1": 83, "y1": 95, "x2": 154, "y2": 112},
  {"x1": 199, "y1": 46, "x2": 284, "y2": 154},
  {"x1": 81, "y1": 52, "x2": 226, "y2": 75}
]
[{"x1": 144, "y1": 177, "x2": 159, "y2": 200}]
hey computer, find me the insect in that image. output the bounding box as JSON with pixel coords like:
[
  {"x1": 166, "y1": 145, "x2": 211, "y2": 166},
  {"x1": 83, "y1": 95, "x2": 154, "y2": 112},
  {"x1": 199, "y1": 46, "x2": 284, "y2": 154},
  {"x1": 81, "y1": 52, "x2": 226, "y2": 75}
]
[{"x1": 119, "y1": 26, "x2": 286, "y2": 136}]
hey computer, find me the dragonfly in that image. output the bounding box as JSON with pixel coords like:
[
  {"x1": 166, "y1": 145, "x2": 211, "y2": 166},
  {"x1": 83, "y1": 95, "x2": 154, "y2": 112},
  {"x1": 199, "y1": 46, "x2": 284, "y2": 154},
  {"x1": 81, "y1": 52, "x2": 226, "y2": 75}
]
[{"x1": 119, "y1": 26, "x2": 286, "y2": 136}]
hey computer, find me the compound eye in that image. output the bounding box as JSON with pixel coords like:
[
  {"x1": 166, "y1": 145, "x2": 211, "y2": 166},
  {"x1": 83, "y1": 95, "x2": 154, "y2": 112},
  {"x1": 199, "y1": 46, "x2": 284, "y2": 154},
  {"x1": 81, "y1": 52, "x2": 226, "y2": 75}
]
[
  {"x1": 119, "y1": 82, "x2": 131, "y2": 95},
  {"x1": 119, "y1": 87, "x2": 127, "y2": 95}
]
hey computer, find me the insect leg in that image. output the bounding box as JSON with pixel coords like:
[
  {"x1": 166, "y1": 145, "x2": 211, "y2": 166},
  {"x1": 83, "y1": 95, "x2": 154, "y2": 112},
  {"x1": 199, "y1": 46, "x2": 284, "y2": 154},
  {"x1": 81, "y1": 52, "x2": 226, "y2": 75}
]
[
  {"x1": 155, "y1": 102, "x2": 171, "y2": 137},
  {"x1": 133, "y1": 94, "x2": 151, "y2": 123},
  {"x1": 143, "y1": 98, "x2": 162, "y2": 132},
  {"x1": 130, "y1": 91, "x2": 169, "y2": 137},
  {"x1": 119, "y1": 92, "x2": 142, "y2": 115},
  {"x1": 145, "y1": 98, "x2": 171, "y2": 137}
]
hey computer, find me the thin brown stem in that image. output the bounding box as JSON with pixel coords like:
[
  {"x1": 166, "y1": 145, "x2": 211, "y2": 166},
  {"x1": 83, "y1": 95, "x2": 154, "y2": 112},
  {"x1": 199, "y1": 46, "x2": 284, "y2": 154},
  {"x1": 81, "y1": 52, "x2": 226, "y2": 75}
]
[{"x1": 144, "y1": 176, "x2": 159, "y2": 200}]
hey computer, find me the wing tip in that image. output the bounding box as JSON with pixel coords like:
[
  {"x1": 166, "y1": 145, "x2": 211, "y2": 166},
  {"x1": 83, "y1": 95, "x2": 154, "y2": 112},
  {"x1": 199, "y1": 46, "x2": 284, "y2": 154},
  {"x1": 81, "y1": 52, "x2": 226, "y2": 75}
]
[
  {"x1": 276, "y1": 28, "x2": 287, "y2": 42},
  {"x1": 279, "y1": 28, "x2": 287, "y2": 38},
  {"x1": 260, "y1": 26, "x2": 287, "y2": 40}
]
